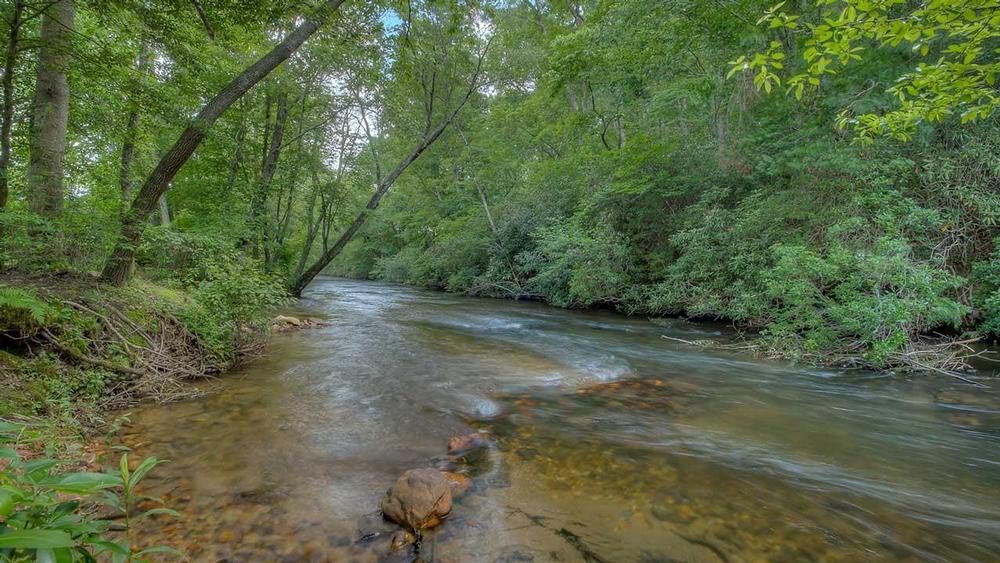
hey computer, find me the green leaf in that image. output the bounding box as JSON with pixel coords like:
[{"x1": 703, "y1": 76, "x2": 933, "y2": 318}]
[
  {"x1": 0, "y1": 490, "x2": 14, "y2": 518},
  {"x1": 54, "y1": 473, "x2": 123, "y2": 494},
  {"x1": 0, "y1": 530, "x2": 76, "y2": 549},
  {"x1": 0, "y1": 421, "x2": 24, "y2": 435},
  {"x1": 119, "y1": 454, "x2": 130, "y2": 486},
  {"x1": 35, "y1": 547, "x2": 74, "y2": 563},
  {"x1": 24, "y1": 460, "x2": 57, "y2": 481},
  {"x1": 91, "y1": 540, "x2": 131, "y2": 556},
  {"x1": 127, "y1": 457, "x2": 161, "y2": 492},
  {"x1": 139, "y1": 507, "x2": 180, "y2": 519}
]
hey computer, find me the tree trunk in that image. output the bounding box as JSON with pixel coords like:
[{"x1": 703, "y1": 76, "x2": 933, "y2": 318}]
[
  {"x1": 190, "y1": 0, "x2": 215, "y2": 40},
  {"x1": 27, "y1": 0, "x2": 73, "y2": 218},
  {"x1": 0, "y1": 0, "x2": 24, "y2": 209},
  {"x1": 224, "y1": 100, "x2": 248, "y2": 197},
  {"x1": 271, "y1": 77, "x2": 320, "y2": 265},
  {"x1": 119, "y1": 41, "x2": 150, "y2": 209},
  {"x1": 455, "y1": 127, "x2": 497, "y2": 234},
  {"x1": 157, "y1": 193, "x2": 170, "y2": 225},
  {"x1": 293, "y1": 168, "x2": 323, "y2": 280},
  {"x1": 255, "y1": 91, "x2": 287, "y2": 261},
  {"x1": 99, "y1": 0, "x2": 346, "y2": 286}
]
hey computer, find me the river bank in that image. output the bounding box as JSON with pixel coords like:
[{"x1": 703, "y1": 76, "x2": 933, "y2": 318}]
[{"x1": 0, "y1": 272, "x2": 279, "y2": 442}]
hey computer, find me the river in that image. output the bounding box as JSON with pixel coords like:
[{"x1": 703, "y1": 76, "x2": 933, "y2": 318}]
[{"x1": 122, "y1": 277, "x2": 1000, "y2": 562}]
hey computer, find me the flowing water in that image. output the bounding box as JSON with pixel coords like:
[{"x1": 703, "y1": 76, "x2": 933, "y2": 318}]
[{"x1": 121, "y1": 278, "x2": 1000, "y2": 562}]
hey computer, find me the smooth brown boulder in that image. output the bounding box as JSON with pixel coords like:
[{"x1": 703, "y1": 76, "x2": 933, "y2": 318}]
[
  {"x1": 381, "y1": 468, "x2": 453, "y2": 531},
  {"x1": 447, "y1": 432, "x2": 487, "y2": 454}
]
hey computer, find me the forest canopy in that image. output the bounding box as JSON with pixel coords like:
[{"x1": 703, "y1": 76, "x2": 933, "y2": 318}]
[{"x1": 0, "y1": 0, "x2": 999, "y2": 369}]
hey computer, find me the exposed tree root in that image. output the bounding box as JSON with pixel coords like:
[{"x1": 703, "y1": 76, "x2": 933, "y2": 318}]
[{"x1": 3, "y1": 286, "x2": 264, "y2": 410}]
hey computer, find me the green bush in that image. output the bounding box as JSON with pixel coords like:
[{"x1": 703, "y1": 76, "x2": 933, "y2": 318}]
[
  {"x1": 136, "y1": 226, "x2": 289, "y2": 359},
  {"x1": 518, "y1": 221, "x2": 636, "y2": 308},
  {"x1": 973, "y1": 238, "x2": 1000, "y2": 339},
  {"x1": 763, "y1": 239, "x2": 966, "y2": 363},
  {"x1": 136, "y1": 227, "x2": 237, "y2": 286},
  {"x1": 0, "y1": 212, "x2": 66, "y2": 273}
]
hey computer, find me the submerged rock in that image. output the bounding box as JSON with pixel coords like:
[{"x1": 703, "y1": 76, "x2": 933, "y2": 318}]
[
  {"x1": 574, "y1": 378, "x2": 697, "y2": 413},
  {"x1": 447, "y1": 432, "x2": 488, "y2": 454},
  {"x1": 432, "y1": 454, "x2": 464, "y2": 473},
  {"x1": 442, "y1": 471, "x2": 472, "y2": 498},
  {"x1": 271, "y1": 315, "x2": 328, "y2": 333},
  {"x1": 381, "y1": 468, "x2": 453, "y2": 531},
  {"x1": 355, "y1": 510, "x2": 399, "y2": 545}
]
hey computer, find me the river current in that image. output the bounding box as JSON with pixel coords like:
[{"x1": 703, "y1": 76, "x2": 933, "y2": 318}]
[{"x1": 123, "y1": 277, "x2": 1000, "y2": 562}]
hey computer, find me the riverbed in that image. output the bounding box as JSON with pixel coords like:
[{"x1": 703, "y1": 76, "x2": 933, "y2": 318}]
[{"x1": 122, "y1": 277, "x2": 1000, "y2": 562}]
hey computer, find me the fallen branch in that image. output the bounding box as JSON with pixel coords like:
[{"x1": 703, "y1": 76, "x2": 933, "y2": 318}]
[{"x1": 41, "y1": 328, "x2": 145, "y2": 377}]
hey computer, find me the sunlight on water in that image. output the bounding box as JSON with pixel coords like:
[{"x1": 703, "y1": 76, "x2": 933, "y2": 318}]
[{"x1": 121, "y1": 278, "x2": 1000, "y2": 562}]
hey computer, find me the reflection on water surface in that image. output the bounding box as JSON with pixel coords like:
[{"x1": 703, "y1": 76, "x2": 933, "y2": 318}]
[{"x1": 122, "y1": 278, "x2": 1000, "y2": 561}]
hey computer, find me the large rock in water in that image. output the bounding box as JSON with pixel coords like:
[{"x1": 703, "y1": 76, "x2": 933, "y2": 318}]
[{"x1": 381, "y1": 468, "x2": 453, "y2": 531}]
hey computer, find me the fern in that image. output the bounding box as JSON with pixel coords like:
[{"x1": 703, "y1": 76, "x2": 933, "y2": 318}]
[{"x1": 0, "y1": 285, "x2": 57, "y2": 330}]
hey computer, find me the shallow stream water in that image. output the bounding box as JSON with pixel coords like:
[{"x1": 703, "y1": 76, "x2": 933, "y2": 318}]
[{"x1": 122, "y1": 278, "x2": 1000, "y2": 562}]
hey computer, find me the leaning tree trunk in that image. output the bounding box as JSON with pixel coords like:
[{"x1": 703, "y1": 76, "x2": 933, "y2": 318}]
[
  {"x1": 0, "y1": 0, "x2": 24, "y2": 209},
  {"x1": 27, "y1": 0, "x2": 73, "y2": 218},
  {"x1": 289, "y1": 39, "x2": 490, "y2": 297},
  {"x1": 290, "y1": 98, "x2": 475, "y2": 296},
  {"x1": 99, "y1": 0, "x2": 346, "y2": 286}
]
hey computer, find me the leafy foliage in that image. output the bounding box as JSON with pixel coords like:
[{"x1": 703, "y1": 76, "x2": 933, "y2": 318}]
[
  {"x1": 737, "y1": 0, "x2": 1000, "y2": 141},
  {"x1": 0, "y1": 0, "x2": 997, "y2": 375},
  {"x1": 0, "y1": 422, "x2": 179, "y2": 562},
  {"x1": 973, "y1": 238, "x2": 1000, "y2": 339},
  {"x1": 331, "y1": 0, "x2": 1000, "y2": 368}
]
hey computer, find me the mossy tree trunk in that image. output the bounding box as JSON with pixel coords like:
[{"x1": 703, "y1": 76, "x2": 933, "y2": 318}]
[{"x1": 27, "y1": 0, "x2": 73, "y2": 218}]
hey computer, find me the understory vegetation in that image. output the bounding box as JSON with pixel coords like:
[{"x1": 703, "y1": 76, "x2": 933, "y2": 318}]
[{"x1": 0, "y1": 261, "x2": 282, "y2": 429}]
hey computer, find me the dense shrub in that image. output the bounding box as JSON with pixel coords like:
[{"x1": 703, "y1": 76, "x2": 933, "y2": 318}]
[
  {"x1": 518, "y1": 221, "x2": 636, "y2": 307},
  {"x1": 0, "y1": 212, "x2": 66, "y2": 273},
  {"x1": 973, "y1": 238, "x2": 1000, "y2": 340}
]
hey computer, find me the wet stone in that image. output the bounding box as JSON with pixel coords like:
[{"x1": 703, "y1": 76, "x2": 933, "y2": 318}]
[
  {"x1": 381, "y1": 468, "x2": 454, "y2": 532},
  {"x1": 442, "y1": 471, "x2": 472, "y2": 498},
  {"x1": 447, "y1": 432, "x2": 488, "y2": 454}
]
